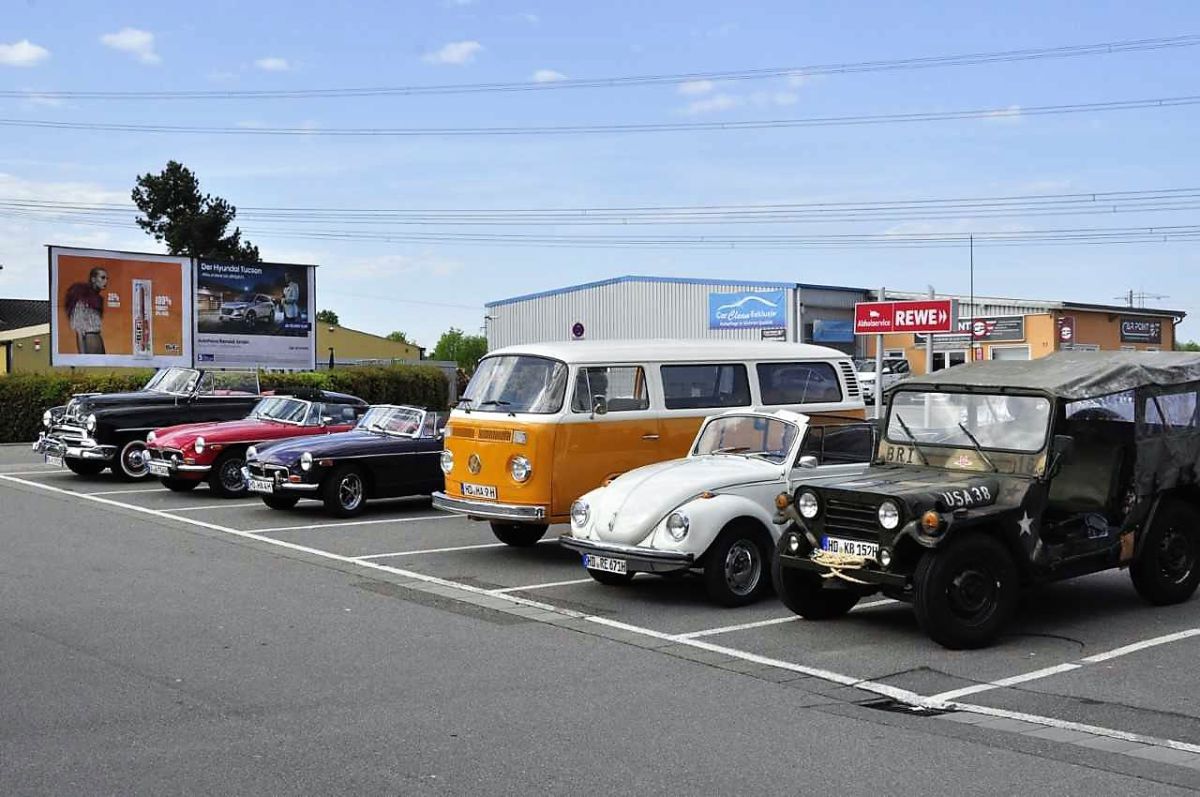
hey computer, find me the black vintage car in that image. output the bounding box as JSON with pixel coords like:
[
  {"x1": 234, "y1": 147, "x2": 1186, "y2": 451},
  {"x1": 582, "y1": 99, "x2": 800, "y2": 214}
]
[
  {"x1": 33, "y1": 368, "x2": 263, "y2": 480},
  {"x1": 773, "y1": 351, "x2": 1200, "y2": 649},
  {"x1": 244, "y1": 405, "x2": 446, "y2": 517}
]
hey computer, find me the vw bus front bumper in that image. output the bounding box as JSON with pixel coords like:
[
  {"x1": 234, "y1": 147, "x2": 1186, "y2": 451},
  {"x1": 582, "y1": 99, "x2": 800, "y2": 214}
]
[{"x1": 432, "y1": 491, "x2": 547, "y2": 522}]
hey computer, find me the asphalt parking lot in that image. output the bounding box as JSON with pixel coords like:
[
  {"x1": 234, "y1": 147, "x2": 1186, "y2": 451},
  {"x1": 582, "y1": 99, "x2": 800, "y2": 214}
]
[{"x1": 6, "y1": 444, "x2": 1200, "y2": 792}]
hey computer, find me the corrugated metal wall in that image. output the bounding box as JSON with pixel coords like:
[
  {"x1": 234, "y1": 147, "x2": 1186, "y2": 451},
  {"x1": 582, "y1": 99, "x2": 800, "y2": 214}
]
[{"x1": 487, "y1": 280, "x2": 796, "y2": 349}]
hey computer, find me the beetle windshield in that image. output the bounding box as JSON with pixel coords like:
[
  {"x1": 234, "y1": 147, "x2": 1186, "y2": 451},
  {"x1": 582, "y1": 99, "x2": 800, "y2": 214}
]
[
  {"x1": 251, "y1": 397, "x2": 311, "y2": 425},
  {"x1": 462, "y1": 355, "x2": 569, "y2": 414},
  {"x1": 693, "y1": 415, "x2": 799, "y2": 464},
  {"x1": 144, "y1": 367, "x2": 201, "y2": 395},
  {"x1": 886, "y1": 390, "x2": 1051, "y2": 453},
  {"x1": 362, "y1": 406, "x2": 425, "y2": 437}
]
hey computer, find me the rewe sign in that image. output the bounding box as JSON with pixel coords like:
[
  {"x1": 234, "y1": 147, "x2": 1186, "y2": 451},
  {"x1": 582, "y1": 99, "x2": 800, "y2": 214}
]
[{"x1": 854, "y1": 299, "x2": 957, "y2": 335}]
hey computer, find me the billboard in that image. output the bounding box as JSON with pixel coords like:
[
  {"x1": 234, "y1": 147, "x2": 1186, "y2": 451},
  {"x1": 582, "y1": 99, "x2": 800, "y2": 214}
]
[
  {"x1": 1120, "y1": 318, "x2": 1162, "y2": 344},
  {"x1": 49, "y1": 246, "x2": 192, "y2": 368},
  {"x1": 194, "y1": 260, "x2": 317, "y2": 370},
  {"x1": 708, "y1": 290, "x2": 787, "y2": 329}
]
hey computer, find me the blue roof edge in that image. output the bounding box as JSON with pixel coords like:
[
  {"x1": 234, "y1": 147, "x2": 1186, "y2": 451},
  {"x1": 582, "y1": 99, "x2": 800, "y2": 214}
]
[{"x1": 485, "y1": 275, "x2": 865, "y2": 308}]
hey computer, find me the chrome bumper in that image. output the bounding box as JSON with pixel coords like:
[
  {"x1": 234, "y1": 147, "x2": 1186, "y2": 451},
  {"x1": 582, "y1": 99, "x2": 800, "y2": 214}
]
[
  {"x1": 432, "y1": 491, "x2": 547, "y2": 522},
  {"x1": 241, "y1": 467, "x2": 320, "y2": 492},
  {"x1": 148, "y1": 458, "x2": 212, "y2": 474},
  {"x1": 33, "y1": 432, "x2": 116, "y2": 461},
  {"x1": 558, "y1": 534, "x2": 694, "y2": 573}
]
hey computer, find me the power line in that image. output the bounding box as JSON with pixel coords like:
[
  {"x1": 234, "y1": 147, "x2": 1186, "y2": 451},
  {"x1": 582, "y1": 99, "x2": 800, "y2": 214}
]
[
  {"x1": 7, "y1": 34, "x2": 1198, "y2": 101},
  {"x1": 1, "y1": 94, "x2": 1198, "y2": 138}
]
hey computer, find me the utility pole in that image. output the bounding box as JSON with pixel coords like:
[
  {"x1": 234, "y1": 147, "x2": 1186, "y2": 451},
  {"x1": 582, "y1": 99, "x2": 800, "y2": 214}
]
[{"x1": 875, "y1": 286, "x2": 885, "y2": 420}]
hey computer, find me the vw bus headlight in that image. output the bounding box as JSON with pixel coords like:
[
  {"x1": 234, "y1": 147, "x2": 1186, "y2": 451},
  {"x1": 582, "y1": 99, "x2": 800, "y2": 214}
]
[
  {"x1": 666, "y1": 512, "x2": 690, "y2": 541},
  {"x1": 42, "y1": 410, "x2": 52, "y2": 428},
  {"x1": 300, "y1": 451, "x2": 313, "y2": 471},
  {"x1": 570, "y1": 500, "x2": 590, "y2": 528},
  {"x1": 878, "y1": 500, "x2": 901, "y2": 530},
  {"x1": 246, "y1": 445, "x2": 258, "y2": 461},
  {"x1": 194, "y1": 436, "x2": 206, "y2": 454},
  {"x1": 86, "y1": 414, "x2": 97, "y2": 432},
  {"x1": 440, "y1": 449, "x2": 454, "y2": 474},
  {"x1": 509, "y1": 455, "x2": 532, "y2": 483},
  {"x1": 147, "y1": 431, "x2": 157, "y2": 444},
  {"x1": 797, "y1": 490, "x2": 820, "y2": 519}
]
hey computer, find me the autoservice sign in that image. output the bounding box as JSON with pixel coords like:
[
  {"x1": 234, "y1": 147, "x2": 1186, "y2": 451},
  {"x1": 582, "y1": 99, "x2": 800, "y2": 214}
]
[{"x1": 853, "y1": 299, "x2": 957, "y2": 335}]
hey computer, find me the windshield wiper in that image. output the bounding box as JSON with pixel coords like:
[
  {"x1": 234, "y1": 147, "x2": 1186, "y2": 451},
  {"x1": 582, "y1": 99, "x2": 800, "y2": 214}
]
[
  {"x1": 477, "y1": 399, "x2": 511, "y2": 407},
  {"x1": 455, "y1": 397, "x2": 473, "y2": 413},
  {"x1": 892, "y1": 415, "x2": 930, "y2": 466},
  {"x1": 367, "y1": 423, "x2": 388, "y2": 434},
  {"x1": 957, "y1": 422, "x2": 999, "y2": 472}
]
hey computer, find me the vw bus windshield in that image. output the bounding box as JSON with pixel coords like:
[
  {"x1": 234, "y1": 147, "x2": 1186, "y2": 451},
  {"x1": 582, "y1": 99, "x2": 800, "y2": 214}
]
[
  {"x1": 462, "y1": 356, "x2": 569, "y2": 414},
  {"x1": 693, "y1": 415, "x2": 799, "y2": 464},
  {"x1": 886, "y1": 390, "x2": 1051, "y2": 453}
]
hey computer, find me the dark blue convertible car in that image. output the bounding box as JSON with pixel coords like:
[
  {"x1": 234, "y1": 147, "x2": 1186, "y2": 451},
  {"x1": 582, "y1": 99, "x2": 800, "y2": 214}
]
[{"x1": 244, "y1": 405, "x2": 445, "y2": 517}]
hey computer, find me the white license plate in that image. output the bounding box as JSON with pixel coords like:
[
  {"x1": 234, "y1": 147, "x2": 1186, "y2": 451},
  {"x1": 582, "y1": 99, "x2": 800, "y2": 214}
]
[
  {"x1": 45, "y1": 454, "x2": 63, "y2": 468},
  {"x1": 583, "y1": 554, "x2": 627, "y2": 575},
  {"x1": 462, "y1": 482, "x2": 497, "y2": 500},
  {"x1": 147, "y1": 460, "x2": 171, "y2": 477},
  {"x1": 821, "y1": 536, "x2": 879, "y2": 559},
  {"x1": 247, "y1": 476, "x2": 275, "y2": 494}
]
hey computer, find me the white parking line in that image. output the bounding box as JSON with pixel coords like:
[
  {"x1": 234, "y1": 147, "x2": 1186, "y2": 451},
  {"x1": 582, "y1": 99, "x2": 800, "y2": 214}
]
[
  {"x1": 491, "y1": 578, "x2": 594, "y2": 594},
  {"x1": 0, "y1": 468, "x2": 65, "y2": 476},
  {"x1": 84, "y1": 487, "x2": 169, "y2": 496},
  {"x1": 930, "y1": 628, "x2": 1200, "y2": 702},
  {"x1": 250, "y1": 514, "x2": 457, "y2": 533},
  {"x1": 675, "y1": 598, "x2": 897, "y2": 640},
  {"x1": 357, "y1": 538, "x2": 560, "y2": 560},
  {"x1": 163, "y1": 503, "x2": 258, "y2": 512},
  {"x1": 7, "y1": 471, "x2": 1200, "y2": 759}
]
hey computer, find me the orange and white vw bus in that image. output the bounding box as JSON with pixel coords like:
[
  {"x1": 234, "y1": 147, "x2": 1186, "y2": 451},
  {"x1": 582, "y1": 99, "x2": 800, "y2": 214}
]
[{"x1": 432, "y1": 340, "x2": 864, "y2": 546}]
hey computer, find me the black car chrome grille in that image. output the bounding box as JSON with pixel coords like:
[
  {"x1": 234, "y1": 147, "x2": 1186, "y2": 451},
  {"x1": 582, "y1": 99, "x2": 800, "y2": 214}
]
[
  {"x1": 824, "y1": 498, "x2": 879, "y2": 539},
  {"x1": 247, "y1": 463, "x2": 289, "y2": 482}
]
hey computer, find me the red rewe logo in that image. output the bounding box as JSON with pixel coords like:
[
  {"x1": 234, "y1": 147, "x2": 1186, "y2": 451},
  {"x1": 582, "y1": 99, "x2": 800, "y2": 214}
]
[{"x1": 854, "y1": 299, "x2": 956, "y2": 335}]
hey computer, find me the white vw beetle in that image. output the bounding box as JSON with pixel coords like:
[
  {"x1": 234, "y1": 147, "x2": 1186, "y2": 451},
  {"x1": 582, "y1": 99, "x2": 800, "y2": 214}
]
[{"x1": 560, "y1": 410, "x2": 875, "y2": 606}]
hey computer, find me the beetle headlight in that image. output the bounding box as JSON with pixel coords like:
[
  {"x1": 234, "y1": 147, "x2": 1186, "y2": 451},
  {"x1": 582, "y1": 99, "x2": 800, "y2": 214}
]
[
  {"x1": 509, "y1": 455, "x2": 531, "y2": 483},
  {"x1": 42, "y1": 410, "x2": 52, "y2": 428},
  {"x1": 440, "y1": 449, "x2": 454, "y2": 474},
  {"x1": 666, "y1": 512, "x2": 690, "y2": 541},
  {"x1": 300, "y1": 451, "x2": 313, "y2": 471},
  {"x1": 570, "y1": 500, "x2": 590, "y2": 527},
  {"x1": 797, "y1": 490, "x2": 820, "y2": 519},
  {"x1": 878, "y1": 500, "x2": 901, "y2": 530},
  {"x1": 194, "y1": 436, "x2": 206, "y2": 454},
  {"x1": 147, "y1": 431, "x2": 157, "y2": 444},
  {"x1": 86, "y1": 414, "x2": 97, "y2": 432},
  {"x1": 246, "y1": 445, "x2": 258, "y2": 461}
]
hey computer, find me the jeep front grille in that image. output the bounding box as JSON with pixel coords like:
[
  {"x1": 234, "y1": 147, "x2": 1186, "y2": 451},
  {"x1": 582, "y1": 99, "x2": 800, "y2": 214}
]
[{"x1": 824, "y1": 499, "x2": 879, "y2": 539}]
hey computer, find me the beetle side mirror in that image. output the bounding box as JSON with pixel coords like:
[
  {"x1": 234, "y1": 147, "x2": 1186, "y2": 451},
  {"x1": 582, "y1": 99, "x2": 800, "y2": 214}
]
[
  {"x1": 592, "y1": 396, "x2": 608, "y2": 416},
  {"x1": 1046, "y1": 434, "x2": 1074, "y2": 478},
  {"x1": 797, "y1": 455, "x2": 819, "y2": 469}
]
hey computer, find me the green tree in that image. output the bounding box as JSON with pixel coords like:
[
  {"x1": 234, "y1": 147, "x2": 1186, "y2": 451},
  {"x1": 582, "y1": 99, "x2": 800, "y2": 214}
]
[
  {"x1": 431, "y1": 327, "x2": 488, "y2": 372},
  {"x1": 1177, "y1": 340, "x2": 1200, "y2": 352},
  {"x1": 131, "y1": 160, "x2": 260, "y2": 262},
  {"x1": 316, "y1": 309, "x2": 340, "y2": 325},
  {"x1": 387, "y1": 331, "x2": 412, "y2": 344}
]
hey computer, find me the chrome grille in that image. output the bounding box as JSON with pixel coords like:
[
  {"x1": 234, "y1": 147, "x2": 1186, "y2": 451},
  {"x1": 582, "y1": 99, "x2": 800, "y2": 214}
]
[
  {"x1": 824, "y1": 498, "x2": 879, "y2": 539},
  {"x1": 837, "y1": 361, "x2": 862, "y2": 399}
]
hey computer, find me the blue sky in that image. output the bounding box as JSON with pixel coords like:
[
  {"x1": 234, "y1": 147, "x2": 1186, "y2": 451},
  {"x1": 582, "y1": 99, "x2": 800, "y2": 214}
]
[{"x1": 2, "y1": 0, "x2": 1199, "y2": 348}]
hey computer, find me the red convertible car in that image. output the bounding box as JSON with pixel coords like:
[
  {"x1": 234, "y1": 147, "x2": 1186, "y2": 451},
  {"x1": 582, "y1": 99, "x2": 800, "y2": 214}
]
[{"x1": 145, "y1": 390, "x2": 368, "y2": 497}]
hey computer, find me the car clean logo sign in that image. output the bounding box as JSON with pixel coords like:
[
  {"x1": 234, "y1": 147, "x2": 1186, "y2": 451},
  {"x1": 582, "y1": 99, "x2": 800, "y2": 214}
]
[{"x1": 708, "y1": 290, "x2": 787, "y2": 329}]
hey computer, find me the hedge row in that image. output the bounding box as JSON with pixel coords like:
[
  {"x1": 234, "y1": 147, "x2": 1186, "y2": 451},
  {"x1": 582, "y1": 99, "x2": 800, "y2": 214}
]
[{"x1": 0, "y1": 364, "x2": 449, "y2": 444}]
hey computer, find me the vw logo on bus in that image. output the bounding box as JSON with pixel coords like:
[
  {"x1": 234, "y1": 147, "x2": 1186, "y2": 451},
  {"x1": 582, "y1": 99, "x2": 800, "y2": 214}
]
[{"x1": 468, "y1": 453, "x2": 482, "y2": 474}]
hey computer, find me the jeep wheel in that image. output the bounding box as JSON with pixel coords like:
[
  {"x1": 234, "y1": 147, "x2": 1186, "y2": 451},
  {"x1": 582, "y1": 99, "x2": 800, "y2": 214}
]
[
  {"x1": 262, "y1": 494, "x2": 300, "y2": 511},
  {"x1": 1131, "y1": 502, "x2": 1200, "y2": 605},
  {"x1": 913, "y1": 534, "x2": 1019, "y2": 650},
  {"x1": 323, "y1": 465, "x2": 367, "y2": 518},
  {"x1": 772, "y1": 549, "x2": 860, "y2": 619},
  {"x1": 490, "y1": 522, "x2": 546, "y2": 547},
  {"x1": 64, "y1": 458, "x2": 105, "y2": 476},
  {"x1": 704, "y1": 524, "x2": 771, "y2": 607},
  {"x1": 208, "y1": 450, "x2": 248, "y2": 498},
  {"x1": 161, "y1": 477, "x2": 199, "y2": 492},
  {"x1": 587, "y1": 568, "x2": 634, "y2": 586},
  {"x1": 114, "y1": 440, "x2": 151, "y2": 481}
]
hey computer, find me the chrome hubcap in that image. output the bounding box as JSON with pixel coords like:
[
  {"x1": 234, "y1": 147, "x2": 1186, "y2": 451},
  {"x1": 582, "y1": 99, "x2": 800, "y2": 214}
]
[
  {"x1": 123, "y1": 443, "x2": 149, "y2": 477},
  {"x1": 221, "y1": 459, "x2": 246, "y2": 492},
  {"x1": 339, "y1": 474, "x2": 364, "y2": 510},
  {"x1": 724, "y1": 539, "x2": 762, "y2": 596}
]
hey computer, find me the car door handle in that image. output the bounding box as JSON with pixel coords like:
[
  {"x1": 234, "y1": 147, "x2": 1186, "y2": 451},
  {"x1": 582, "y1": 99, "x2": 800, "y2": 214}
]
[{"x1": 641, "y1": 433, "x2": 660, "y2": 440}]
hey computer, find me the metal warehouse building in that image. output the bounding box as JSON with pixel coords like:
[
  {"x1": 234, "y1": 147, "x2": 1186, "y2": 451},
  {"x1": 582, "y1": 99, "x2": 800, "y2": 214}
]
[{"x1": 484, "y1": 276, "x2": 867, "y2": 353}]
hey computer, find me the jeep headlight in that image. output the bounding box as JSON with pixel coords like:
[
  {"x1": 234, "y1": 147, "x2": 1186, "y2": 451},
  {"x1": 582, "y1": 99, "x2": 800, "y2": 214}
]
[
  {"x1": 42, "y1": 410, "x2": 52, "y2": 428},
  {"x1": 797, "y1": 490, "x2": 820, "y2": 519},
  {"x1": 666, "y1": 512, "x2": 690, "y2": 541},
  {"x1": 86, "y1": 414, "x2": 97, "y2": 432},
  {"x1": 878, "y1": 500, "x2": 900, "y2": 530},
  {"x1": 194, "y1": 436, "x2": 206, "y2": 454},
  {"x1": 440, "y1": 449, "x2": 454, "y2": 474},
  {"x1": 246, "y1": 445, "x2": 258, "y2": 461},
  {"x1": 509, "y1": 455, "x2": 531, "y2": 483},
  {"x1": 570, "y1": 500, "x2": 590, "y2": 528},
  {"x1": 300, "y1": 451, "x2": 313, "y2": 471},
  {"x1": 147, "y1": 431, "x2": 157, "y2": 444}
]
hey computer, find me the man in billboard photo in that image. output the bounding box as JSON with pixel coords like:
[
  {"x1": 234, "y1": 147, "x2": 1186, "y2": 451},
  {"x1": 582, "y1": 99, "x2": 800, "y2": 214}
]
[
  {"x1": 64, "y1": 267, "x2": 108, "y2": 354},
  {"x1": 283, "y1": 271, "x2": 301, "y2": 321}
]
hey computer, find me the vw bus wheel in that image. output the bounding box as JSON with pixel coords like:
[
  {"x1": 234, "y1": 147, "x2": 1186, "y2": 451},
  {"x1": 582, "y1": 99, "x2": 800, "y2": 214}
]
[
  {"x1": 489, "y1": 522, "x2": 546, "y2": 547},
  {"x1": 1131, "y1": 502, "x2": 1200, "y2": 605},
  {"x1": 115, "y1": 440, "x2": 151, "y2": 481},
  {"x1": 772, "y1": 548, "x2": 861, "y2": 619},
  {"x1": 913, "y1": 534, "x2": 1018, "y2": 650},
  {"x1": 262, "y1": 494, "x2": 300, "y2": 511},
  {"x1": 64, "y1": 458, "x2": 105, "y2": 476},
  {"x1": 208, "y1": 451, "x2": 248, "y2": 498},
  {"x1": 704, "y1": 525, "x2": 771, "y2": 607},
  {"x1": 323, "y1": 466, "x2": 366, "y2": 518},
  {"x1": 161, "y1": 477, "x2": 199, "y2": 492}
]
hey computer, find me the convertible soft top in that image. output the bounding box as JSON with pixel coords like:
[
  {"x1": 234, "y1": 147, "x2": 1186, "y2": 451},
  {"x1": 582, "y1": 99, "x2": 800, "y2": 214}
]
[{"x1": 897, "y1": 351, "x2": 1200, "y2": 401}]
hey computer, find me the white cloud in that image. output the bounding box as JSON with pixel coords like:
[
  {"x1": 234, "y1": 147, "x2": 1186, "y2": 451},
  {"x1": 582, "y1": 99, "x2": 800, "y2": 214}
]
[
  {"x1": 0, "y1": 40, "x2": 50, "y2": 67},
  {"x1": 531, "y1": 69, "x2": 566, "y2": 83},
  {"x1": 685, "y1": 94, "x2": 742, "y2": 115},
  {"x1": 521, "y1": 12, "x2": 540, "y2": 24},
  {"x1": 254, "y1": 56, "x2": 291, "y2": 72},
  {"x1": 422, "y1": 40, "x2": 482, "y2": 65},
  {"x1": 23, "y1": 91, "x2": 64, "y2": 108},
  {"x1": 984, "y1": 104, "x2": 1023, "y2": 124},
  {"x1": 677, "y1": 79, "x2": 714, "y2": 96},
  {"x1": 749, "y1": 90, "x2": 798, "y2": 108},
  {"x1": 786, "y1": 72, "x2": 810, "y2": 89},
  {"x1": 100, "y1": 28, "x2": 160, "y2": 64}
]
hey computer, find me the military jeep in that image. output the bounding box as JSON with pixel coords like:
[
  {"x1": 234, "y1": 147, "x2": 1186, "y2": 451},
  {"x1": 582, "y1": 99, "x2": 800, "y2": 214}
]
[{"x1": 773, "y1": 351, "x2": 1200, "y2": 649}]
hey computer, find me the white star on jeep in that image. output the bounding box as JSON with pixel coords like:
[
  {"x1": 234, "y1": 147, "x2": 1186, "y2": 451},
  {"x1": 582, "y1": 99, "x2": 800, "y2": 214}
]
[{"x1": 1018, "y1": 513, "x2": 1034, "y2": 537}]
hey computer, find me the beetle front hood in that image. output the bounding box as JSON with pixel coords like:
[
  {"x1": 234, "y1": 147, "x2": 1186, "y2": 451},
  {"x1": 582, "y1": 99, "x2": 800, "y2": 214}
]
[{"x1": 584, "y1": 456, "x2": 783, "y2": 545}]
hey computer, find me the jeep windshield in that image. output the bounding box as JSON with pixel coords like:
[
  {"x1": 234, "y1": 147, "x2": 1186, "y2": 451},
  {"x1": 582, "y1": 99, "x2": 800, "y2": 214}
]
[
  {"x1": 693, "y1": 415, "x2": 799, "y2": 464},
  {"x1": 144, "y1": 367, "x2": 201, "y2": 395},
  {"x1": 886, "y1": 390, "x2": 1051, "y2": 454},
  {"x1": 461, "y1": 355, "x2": 568, "y2": 414}
]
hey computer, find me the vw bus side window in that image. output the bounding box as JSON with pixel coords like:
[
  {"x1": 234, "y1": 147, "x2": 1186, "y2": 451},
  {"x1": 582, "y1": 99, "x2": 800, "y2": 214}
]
[
  {"x1": 757, "y1": 362, "x2": 843, "y2": 405},
  {"x1": 571, "y1": 366, "x2": 650, "y2": 413},
  {"x1": 661, "y1": 364, "x2": 751, "y2": 410},
  {"x1": 463, "y1": 355, "x2": 569, "y2": 414}
]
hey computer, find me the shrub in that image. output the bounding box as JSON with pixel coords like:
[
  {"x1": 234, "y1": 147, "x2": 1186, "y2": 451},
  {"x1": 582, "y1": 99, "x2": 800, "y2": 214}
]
[{"x1": 0, "y1": 371, "x2": 152, "y2": 444}]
